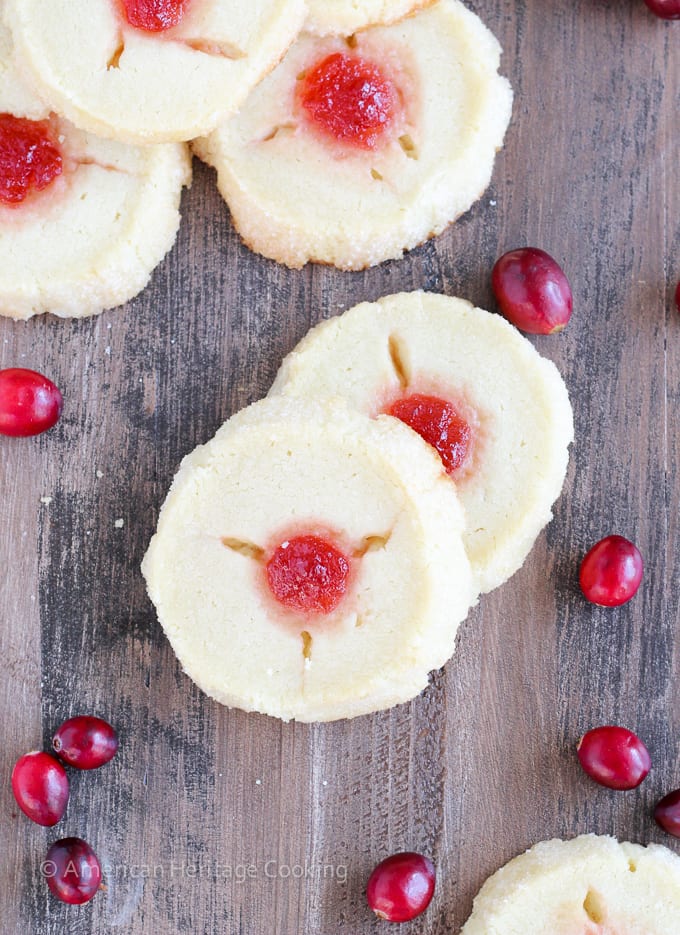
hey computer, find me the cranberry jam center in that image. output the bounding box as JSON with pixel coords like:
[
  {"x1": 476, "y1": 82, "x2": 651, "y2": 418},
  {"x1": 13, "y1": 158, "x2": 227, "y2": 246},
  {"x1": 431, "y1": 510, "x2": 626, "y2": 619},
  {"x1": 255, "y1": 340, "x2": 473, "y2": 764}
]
[
  {"x1": 121, "y1": 0, "x2": 190, "y2": 31},
  {"x1": 265, "y1": 534, "x2": 351, "y2": 615},
  {"x1": 0, "y1": 114, "x2": 63, "y2": 207},
  {"x1": 388, "y1": 393, "x2": 472, "y2": 477},
  {"x1": 298, "y1": 52, "x2": 397, "y2": 149}
]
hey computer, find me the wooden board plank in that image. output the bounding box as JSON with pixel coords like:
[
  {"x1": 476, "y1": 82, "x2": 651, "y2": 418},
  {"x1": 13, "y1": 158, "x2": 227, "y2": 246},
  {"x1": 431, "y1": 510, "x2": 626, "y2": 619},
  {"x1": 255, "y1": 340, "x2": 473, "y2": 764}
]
[{"x1": 0, "y1": 1, "x2": 678, "y2": 932}]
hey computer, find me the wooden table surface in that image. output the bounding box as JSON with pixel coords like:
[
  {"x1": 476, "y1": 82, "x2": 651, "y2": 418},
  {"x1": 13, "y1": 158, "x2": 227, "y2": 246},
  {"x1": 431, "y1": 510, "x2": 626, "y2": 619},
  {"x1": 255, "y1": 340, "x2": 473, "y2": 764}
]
[{"x1": 1, "y1": 1, "x2": 678, "y2": 932}]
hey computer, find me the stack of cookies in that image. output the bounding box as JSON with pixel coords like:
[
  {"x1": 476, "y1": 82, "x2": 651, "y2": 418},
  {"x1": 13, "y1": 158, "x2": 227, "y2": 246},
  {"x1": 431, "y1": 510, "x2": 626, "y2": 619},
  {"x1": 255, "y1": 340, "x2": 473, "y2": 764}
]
[
  {"x1": 143, "y1": 292, "x2": 574, "y2": 722},
  {"x1": 0, "y1": 0, "x2": 512, "y2": 318}
]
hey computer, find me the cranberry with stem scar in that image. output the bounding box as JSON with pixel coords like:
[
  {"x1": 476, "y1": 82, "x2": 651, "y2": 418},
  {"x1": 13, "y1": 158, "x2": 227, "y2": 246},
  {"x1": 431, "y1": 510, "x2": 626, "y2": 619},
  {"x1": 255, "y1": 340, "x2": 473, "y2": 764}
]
[
  {"x1": 577, "y1": 726, "x2": 651, "y2": 790},
  {"x1": 366, "y1": 852, "x2": 436, "y2": 922},
  {"x1": 0, "y1": 368, "x2": 63, "y2": 437},
  {"x1": 654, "y1": 790, "x2": 680, "y2": 836},
  {"x1": 11, "y1": 751, "x2": 69, "y2": 826},
  {"x1": 53, "y1": 716, "x2": 119, "y2": 770},
  {"x1": 44, "y1": 837, "x2": 102, "y2": 905},
  {"x1": 579, "y1": 535, "x2": 643, "y2": 607},
  {"x1": 642, "y1": 0, "x2": 680, "y2": 19},
  {"x1": 492, "y1": 247, "x2": 573, "y2": 334}
]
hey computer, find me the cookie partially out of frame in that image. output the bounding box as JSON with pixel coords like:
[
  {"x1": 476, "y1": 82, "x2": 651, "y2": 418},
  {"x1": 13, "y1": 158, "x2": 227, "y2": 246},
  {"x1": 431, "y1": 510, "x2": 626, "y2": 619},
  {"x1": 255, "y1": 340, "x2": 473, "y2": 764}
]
[
  {"x1": 0, "y1": 16, "x2": 190, "y2": 319},
  {"x1": 305, "y1": 0, "x2": 429, "y2": 36},
  {"x1": 4, "y1": 0, "x2": 306, "y2": 143},
  {"x1": 142, "y1": 397, "x2": 476, "y2": 722},
  {"x1": 271, "y1": 292, "x2": 573, "y2": 593},
  {"x1": 194, "y1": 0, "x2": 512, "y2": 270},
  {"x1": 461, "y1": 835, "x2": 680, "y2": 935}
]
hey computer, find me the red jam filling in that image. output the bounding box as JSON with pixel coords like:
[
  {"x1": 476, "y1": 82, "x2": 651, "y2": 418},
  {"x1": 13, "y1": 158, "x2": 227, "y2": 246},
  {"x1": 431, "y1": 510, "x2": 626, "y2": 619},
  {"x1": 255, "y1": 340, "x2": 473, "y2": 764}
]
[
  {"x1": 388, "y1": 393, "x2": 472, "y2": 477},
  {"x1": 265, "y1": 534, "x2": 351, "y2": 615},
  {"x1": 298, "y1": 52, "x2": 397, "y2": 149},
  {"x1": 120, "y1": 0, "x2": 191, "y2": 31},
  {"x1": 0, "y1": 114, "x2": 63, "y2": 207}
]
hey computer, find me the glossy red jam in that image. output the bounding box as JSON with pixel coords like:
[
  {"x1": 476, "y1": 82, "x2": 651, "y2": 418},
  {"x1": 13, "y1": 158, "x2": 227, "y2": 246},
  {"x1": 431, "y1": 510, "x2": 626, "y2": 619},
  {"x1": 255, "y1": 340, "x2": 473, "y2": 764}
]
[
  {"x1": 388, "y1": 393, "x2": 472, "y2": 476},
  {"x1": 298, "y1": 52, "x2": 397, "y2": 149},
  {"x1": 121, "y1": 0, "x2": 191, "y2": 31},
  {"x1": 266, "y1": 534, "x2": 351, "y2": 615},
  {"x1": 0, "y1": 114, "x2": 62, "y2": 206}
]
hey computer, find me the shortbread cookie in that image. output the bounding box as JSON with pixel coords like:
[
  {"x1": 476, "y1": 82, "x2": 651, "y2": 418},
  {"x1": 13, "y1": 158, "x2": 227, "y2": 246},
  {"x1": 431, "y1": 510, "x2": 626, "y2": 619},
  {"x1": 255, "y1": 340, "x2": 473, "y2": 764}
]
[
  {"x1": 142, "y1": 397, "x2": 476, "y2": 722},
  {"x1": 0, "y1": 7, "x2": 44, "y2": 118},
  {"x1": 194, "y1": 0, "x2": 512, "y2": 270},
  {"x1": 0, "y1": 18, "x2": 190, "y2": 319},
  {"x1": 461, "y1": 835, "x2": 680, "y2": 934},
  {"x1": 4, "y1": 0, "x2": 306, "y2": 143},
  {"x1": 271, "y1": 292, "x2": 573, "y2": 593},
  {"x1": 306, "y1": 0, "x2": 429, "y2": 36}
]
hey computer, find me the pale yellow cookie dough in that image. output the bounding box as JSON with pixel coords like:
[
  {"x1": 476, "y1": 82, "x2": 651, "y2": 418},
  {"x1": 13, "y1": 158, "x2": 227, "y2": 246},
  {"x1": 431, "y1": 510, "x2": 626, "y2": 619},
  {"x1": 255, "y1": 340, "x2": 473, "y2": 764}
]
[
  {"x1": 0, "y1": 14, "x2": 191, "y2": 319},
  {"x1": 461, "y1": 835, "x2": 680, "y2": 935},
  {"x1": 142, "y1": 397, "x2": 477, "y2": 722},
  {"x1": 271, "y1": 292, "x2": 573, "y2": 593},
  {"x1": 306, "y1": 0, "x2": 430, "y2": 36},
  {"x1": 4, "y1": 0, "x2": 306, "y2": 143},
  {"x1": 0, "y1": 7, "x2": 44, "y2": 118},
  {"x1": 194, "y1": 0, "x2": 512, "y2": 270}
]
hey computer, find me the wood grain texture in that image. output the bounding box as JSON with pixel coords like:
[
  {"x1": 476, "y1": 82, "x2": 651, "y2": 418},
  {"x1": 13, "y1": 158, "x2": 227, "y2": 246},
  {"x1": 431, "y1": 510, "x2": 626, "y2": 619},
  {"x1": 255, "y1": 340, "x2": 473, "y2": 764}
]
[{"x1": 1, "y1": 1, "x2": 678, "y2": 932}]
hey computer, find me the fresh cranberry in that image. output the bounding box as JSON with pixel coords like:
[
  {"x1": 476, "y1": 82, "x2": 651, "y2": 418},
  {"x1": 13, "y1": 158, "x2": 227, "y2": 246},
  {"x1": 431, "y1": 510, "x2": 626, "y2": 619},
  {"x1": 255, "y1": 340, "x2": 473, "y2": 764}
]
[
  {"x1": 366, "y1": 852, "x2": 435, "y2": 922},
  {"x1": 44, "y1": 838, "x2": 102, "y2": 905},
  {"x1": 675, "y1": 280, "x2": 680, "y2": 313},
  {"x1": 266, "y1": 534, "x2": 351, "y2": 614},
  {"x1": 121, "y1": 0, "x2": 191, "y2": 31},
  {"x1": 0, "y1": 114, "x2": 62, "y2": 206},
  {"x1": 0, "y1": 368, "x2": 63, "y2": 437},
  {"x1": 11, "y1": 752, "x2": 69, "y2": 826},
  {"x1": 577, "y1": 726, "x2": 651, "y2": 790},
  {"x1": 387, "y1": 393, "x2": 472, "y2": 476},
  {"x1": 579, "y1": 535, "x2": 643, "y2": 607},
  {"x1": 643, "y1": 0, "x2": 680, "y2": 19},
  {"x1": 492, "y1": 247, "x2": 573, "y2": 334},
  {"x1": 654, "y1": 789, "x2": 680, "y2": 836},
  {"x1": 53, "y1": 716, "x2": 119, "y2": 770},
  {"x1": 298, "y1": 52, "x2": 397, "y2": 149}
]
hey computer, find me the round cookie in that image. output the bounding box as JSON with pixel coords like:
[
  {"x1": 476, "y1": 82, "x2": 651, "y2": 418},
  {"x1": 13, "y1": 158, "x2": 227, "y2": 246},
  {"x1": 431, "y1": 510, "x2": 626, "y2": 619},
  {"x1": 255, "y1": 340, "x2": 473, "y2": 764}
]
[
  {"x1": 193, "y1": 0, "x2": 513, "y2": 270},
  {"x1": 270, "y1": 292, "x2": 574, "y2": 593},
  {"x1": 461, "y1": 835, "x2": 680, "y2": 934},
  {"x1": 142, "y1": 397, "x2": 477, "y2": 722},
  {"x1": 4, "y1": 0, "x2": 307, "y2": 143},
  {"x1": 305, "y1": 0, "x2": 429, "y2": 36},
  {"x1": 0, "y1": 17, "x2": 190, "y2": 319}
]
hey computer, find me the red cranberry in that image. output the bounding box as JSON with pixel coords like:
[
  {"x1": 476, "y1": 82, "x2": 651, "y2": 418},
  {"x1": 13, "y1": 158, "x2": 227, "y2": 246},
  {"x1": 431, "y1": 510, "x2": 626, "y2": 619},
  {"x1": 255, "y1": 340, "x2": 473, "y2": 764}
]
[
  {"x1": 491, "y1": 247, "x2": 573, "y2": 334},
  {"x1": 11, "y1": 751, "x2": 69, "y2": 826},
  {"x1": 643, "y1": 0, "x2": 680, "y2": 19},
  {"x1": 53, "y1": 716, "x2": 119, "y2": 770},
  {"x1": 675, "y1": 280, "x2": 680, "y2": 313},
  {"x1": 654, "y1": 789, "x2": 680, "y2": 836},
  {"x1": 577, "y1": 726, "x2": 651, "y2": 790},
  {"x1": 265, "y1": 534, "x2": 351, "y2": 614},
  {"x1": 579, "y1": 535, "x2": 643, "y2": 607},
  {"x1": 44, "y1": 837, "x2": 102, "y2": 905},
  {"x1": 121, "y1": 0, "x2": 190, "y2": 31},
  {"x1": 0, "y1": 368, "x2": 62, "y2": 437},
  {"x1": 298, "y1": 53, "x2": 397, "y2": 149},
  {"x1": 366, "y1": 852, "x2": 435, "y2": 922},
  {"x1": 0, "y1": 113, "x2": 63, "y2": 206},
  {"x1": 387, "y1": 393, "x2": 472, "y2": 476}
]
